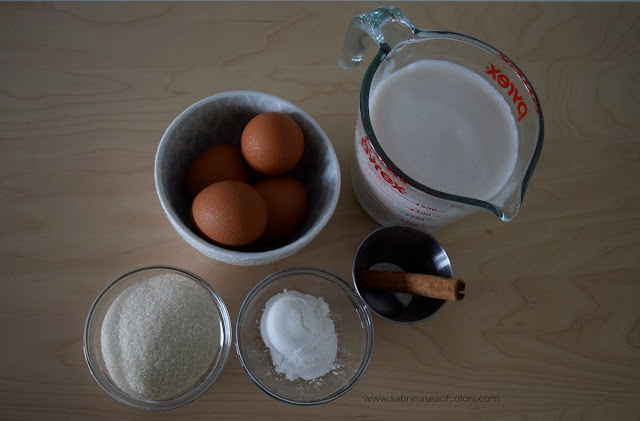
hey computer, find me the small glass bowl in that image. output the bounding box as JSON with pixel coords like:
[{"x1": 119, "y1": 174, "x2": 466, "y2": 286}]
[
  {"x1": 83, "y1": 266, "x2": 232, "y2": 410},
  {"x1": 235, "y1": 267, "x2": 374, "y2": 405}
]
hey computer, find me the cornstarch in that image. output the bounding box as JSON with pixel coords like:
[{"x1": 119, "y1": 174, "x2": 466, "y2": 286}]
[{"x1": 260, "y1": 289, "x2": 338, "y2": 381}]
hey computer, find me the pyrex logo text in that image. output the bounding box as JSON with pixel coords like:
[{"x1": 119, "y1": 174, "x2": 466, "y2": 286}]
[
  {"x1": 498, "y1": 53, "x2": 540, "y2": 117},
  {"x1": 360, "y1": 136, "x2": 407, "y2": 195},
  {"x1": 485, "y1": 64, "x2": 527, "y2": 121},
  {"x1": 485, "y1": 63, "x2": 528, "y2": 121}
]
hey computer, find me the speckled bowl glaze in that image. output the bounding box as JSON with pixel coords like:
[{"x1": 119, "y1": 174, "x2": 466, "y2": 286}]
[{"x1": 155, "y1": 91, "x2": 340, "y2": 266}]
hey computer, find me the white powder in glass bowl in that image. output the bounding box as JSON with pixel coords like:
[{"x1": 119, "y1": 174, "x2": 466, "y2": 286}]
[
  {"x1": 100, "y1": 273, "x2": 220, "y2": 400},
  {"x1": 259, "y1": 289, "x2": 338, "y2": 381}
]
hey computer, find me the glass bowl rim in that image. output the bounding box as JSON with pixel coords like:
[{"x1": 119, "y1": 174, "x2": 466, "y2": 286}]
[
  {"x1": 83, "y1": 265, "x2": 232, "y2": 410},
  {"x1": 235, "y1": 267, "x2": 375, "y2": 405}
]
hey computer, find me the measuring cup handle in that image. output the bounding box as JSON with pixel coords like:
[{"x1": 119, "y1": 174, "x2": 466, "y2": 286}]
[{"x1": 339, "y1": 5, "x2": 417, "y2": 69}]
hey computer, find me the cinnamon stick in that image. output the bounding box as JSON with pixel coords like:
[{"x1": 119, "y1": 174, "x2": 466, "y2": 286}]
[{"x1": 356, "y1": 270, "x2": 465, "y2": 301}]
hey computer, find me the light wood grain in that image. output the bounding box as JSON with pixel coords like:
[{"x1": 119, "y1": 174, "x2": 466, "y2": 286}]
[{"x1": 1, "y1": 2, "x2": 639, "y2": 420}]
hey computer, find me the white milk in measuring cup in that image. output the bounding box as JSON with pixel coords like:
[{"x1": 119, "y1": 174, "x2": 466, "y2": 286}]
[{"x1": 342, "y1": 6, "x2": 544, "y2": 230}]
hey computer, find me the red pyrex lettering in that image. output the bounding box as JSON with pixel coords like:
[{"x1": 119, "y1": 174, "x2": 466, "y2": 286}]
[
  {"x1": 360, "y1": 136, "x2": 407, "y2": 195},
  {"x1": 486, "y1": 63, "x2": 532, "y2": 122},
  {"x1": 499, "y1": 53, "x2": 540, "y2": 117}
]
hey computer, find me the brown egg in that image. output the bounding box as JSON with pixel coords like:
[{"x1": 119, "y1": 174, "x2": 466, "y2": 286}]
[
  {"x1": 241, "y1": 112, "x2": 304, "y2": 175},
  {"x1": 191, "y1": 180, "x2": 268, "y2": 247},
  {"x1": 254, "y1": 177, "x2": 308, "y2": 243},
  {"x1": 185, "y1": 143, "x2": 249, "y2": 198}
]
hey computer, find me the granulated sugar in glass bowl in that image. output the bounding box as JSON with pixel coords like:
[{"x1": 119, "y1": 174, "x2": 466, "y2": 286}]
[{"x1": 84, "y1": 266, "x2": 231, "y2": 410}]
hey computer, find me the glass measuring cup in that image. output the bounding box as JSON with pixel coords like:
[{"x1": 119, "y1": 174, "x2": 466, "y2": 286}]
[{"x1": 340, "y1": 6, "x2": 544, "y2": 230}]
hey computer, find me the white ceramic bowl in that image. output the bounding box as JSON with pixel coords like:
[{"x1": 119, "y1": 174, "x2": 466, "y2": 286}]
[{"x1": 154, "y1": 91, "x2": 340, "y2": 266}]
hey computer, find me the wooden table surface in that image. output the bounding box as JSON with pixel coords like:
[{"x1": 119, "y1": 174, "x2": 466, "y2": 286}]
[{"x1": 1, "y1": 2, "x2": 639, "y2": 420}]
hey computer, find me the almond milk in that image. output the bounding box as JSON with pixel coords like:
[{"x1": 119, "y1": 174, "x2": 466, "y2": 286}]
[{"x1": 369, "y1": 59, "x2": 519, "y2": 201}]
